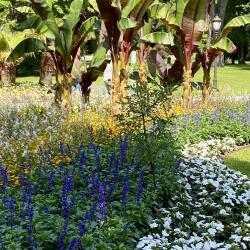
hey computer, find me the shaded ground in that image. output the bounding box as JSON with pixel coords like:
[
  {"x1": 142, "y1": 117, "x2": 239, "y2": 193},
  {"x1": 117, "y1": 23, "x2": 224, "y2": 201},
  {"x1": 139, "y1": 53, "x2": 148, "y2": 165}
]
[{"x1": 224, "y1": 146, "x2": 250, "y2": 177}]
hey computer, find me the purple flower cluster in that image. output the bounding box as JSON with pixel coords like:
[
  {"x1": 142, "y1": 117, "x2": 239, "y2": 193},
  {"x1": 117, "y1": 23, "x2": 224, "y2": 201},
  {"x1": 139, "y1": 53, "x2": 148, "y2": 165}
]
[{"x1": 0, "y1": 135, "x2": 146, "y2": 248}]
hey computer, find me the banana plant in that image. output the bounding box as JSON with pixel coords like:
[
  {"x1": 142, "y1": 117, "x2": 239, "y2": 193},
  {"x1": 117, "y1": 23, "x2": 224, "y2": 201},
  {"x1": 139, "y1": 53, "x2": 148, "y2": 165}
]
[
  {"x1": 8, "y1": 0, "x2": 102, "y2": 109},
  {"x1": 79, "y1": 45, "x2": 110, "y2": 103},
  {"x1": 149, "y1": 0, "x2": 212, "y2": 107},
  {"x1": 0, "y1": 0, "x2": 34, "y2": 86},
  {"x1": 197, "y1": 14, "x2": 250, "y2": 103},
  {"x1": 0, "y1": 30, "x2": 32, "y2": 86},
  {"x1": 141, "y1": 30, "x2": 186, "y2": 88},
  {"x1": 90, "y1": 0, "x2": 154, "y2": 114}
]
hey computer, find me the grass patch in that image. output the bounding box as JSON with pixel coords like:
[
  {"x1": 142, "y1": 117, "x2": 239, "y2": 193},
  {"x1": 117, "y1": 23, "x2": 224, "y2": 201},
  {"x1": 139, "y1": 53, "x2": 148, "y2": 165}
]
[
  {"x1": 16, "y1": 75, "x2": 104, "y2": 86},
  {"x1": 193, "y1": 62, "x2": 250, "y2": 96},
  {"x1": 224, "y1": 146, "x2": 250, "y2": 177},
  {"x1": 16, "y1": 62, "x2": 250, "y2": 95}
]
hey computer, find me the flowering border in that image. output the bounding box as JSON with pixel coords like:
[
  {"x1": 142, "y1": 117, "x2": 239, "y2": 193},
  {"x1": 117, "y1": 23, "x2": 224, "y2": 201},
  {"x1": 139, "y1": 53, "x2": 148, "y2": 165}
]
[{"x1": 137, "y1": 138, "x2": 250, "y2": 250}]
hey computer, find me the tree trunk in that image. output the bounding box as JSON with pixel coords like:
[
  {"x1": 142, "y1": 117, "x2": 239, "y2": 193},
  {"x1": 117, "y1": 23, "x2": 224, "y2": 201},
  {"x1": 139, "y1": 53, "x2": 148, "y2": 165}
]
[
  {"x1": 111, "y1": 53, "x2": 128, "y2": 115},
  {"x1": 39, "y1": 52, "x2": 54, "y2": 86},
  {"x1": 55, "y1": 73, "x2": 72, "y2": 110},
  {"x1": 82, "y1": 90, "x2": 90, "y2": 104},
  {"x1": 139, "y1": 62, "x2": 147, "y2": 87},
  {"x1": 80, "y1": 77, "x2": 91, "y2": 104},
  {"x1": 182, "y1": 69, "x2": 192, "y2": 108},
  {"x1": 0, "y1": 62, "x2": 16, "y2": 86},
  {"x1": 112, "y1": 59, "x2": 122, "y2": 115},
  {"x1": 202, "y1": 69, "x2": 211, "y2": 105}
]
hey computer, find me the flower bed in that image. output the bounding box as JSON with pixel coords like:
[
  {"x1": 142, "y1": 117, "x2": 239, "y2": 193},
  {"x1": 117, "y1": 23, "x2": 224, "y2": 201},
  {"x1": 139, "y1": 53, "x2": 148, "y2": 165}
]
[
  {"x1": 0, "y1": 140, "x2": 146, "y2": 249},
  {"x1": 137, "y1": 138, "x2": 250, "y2": 250}
]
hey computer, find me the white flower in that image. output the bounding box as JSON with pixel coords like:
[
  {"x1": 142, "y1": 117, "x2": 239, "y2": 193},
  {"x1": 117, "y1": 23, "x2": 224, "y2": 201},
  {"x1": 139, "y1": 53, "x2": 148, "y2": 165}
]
[
  {"x1": 149, "y1": 222, "x2": 158, "y2": 229},
  {"x1": 207, "y1": 228, "x2": 217, "y2": 236},
  {"x1": 137, "y1": 137, "x2": 250, "y2": 249},
  {"x1": 219, "y1": 209, "x2": 228, "y2": 216},
  {"x1": 162, "y1": 230, "x2": 169, "y2": 237},
  {"x1": 242, "y1": 213, "x2": 250, "y2": 222},
  {"x1": 191, "y1": 216, "x2": 197, "y2": 222},
  {"x1": 195, "y1": 242, "x2": 203, "y2": 250},
  {"x1": 163, "y1": 217, "x2": 172, "y2": 230},
  {"x1": 230, "y1": 235, "x2": 242, "y2": 242},
  {"x1": 176, "y1": 212, "x2": 184, "y2": 220}
]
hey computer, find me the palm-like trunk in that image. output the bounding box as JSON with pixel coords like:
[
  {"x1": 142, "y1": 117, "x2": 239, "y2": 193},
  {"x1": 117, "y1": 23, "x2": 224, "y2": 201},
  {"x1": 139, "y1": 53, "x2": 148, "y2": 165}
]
[
  {"x1": 0, "y1": 62, "x2": 16, "y2": 86},
  {"x1": 202, "y1": 68, "x2": 211, "y2": 105},
  {"x1": 139, "y1": 45, "x2": 149, "y2": 88},
  {"x1": 111, "y1": 52, "x2": 129, "y2": 115},
  {"x1": 139, "y1": 62, "x2": 147, "y2": 87},
  {"x1": 55, "y1": 73, "x2": 72, "y2": 109},
  {"x1": 182, "y1": 69, "x2": 192, "y2": 108},
  {"x1": 39, "y1": 52, "x2": 54, "y2": 86},
  {"x1": 112, "y1": 59, "x2": 122, "y2": 115}
]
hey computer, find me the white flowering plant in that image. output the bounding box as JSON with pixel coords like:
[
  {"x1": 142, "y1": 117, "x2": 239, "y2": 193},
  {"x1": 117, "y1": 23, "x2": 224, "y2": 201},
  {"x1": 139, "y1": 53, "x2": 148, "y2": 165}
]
[
  {"x1": 182, "y1": 137, "x2": 243, "y2": 162},
  {"x1": 137, "y1": 158, "x2": 250, "y2": 250},
  {"x1": 137, "y1": 134, "x2": 250, "y2": 250}
]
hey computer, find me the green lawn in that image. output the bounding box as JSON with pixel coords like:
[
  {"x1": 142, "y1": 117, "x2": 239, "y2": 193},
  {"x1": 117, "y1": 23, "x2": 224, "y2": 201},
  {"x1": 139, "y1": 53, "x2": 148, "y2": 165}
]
[
  {"x1": 193, "y1": 62, "x2": 250, "y2": 96},
  {"x1": 16, "y1": 75, "x2": 104, "y2": 86},
  {"x1": 15, "y1": 62, "x2": 250, "y2": 95},
  {"x1": 224, "y1": 147, "x2": 250, "y2": 177}
]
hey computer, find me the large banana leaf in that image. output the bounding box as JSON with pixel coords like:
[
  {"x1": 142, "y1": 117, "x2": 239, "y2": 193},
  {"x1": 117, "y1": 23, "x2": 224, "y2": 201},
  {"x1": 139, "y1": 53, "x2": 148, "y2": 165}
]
[
  {"x1": 150, "y1": 2, "x2": 183, "y2": 32},
  {"x1": 95, "y1": 0, "x2": 121, "y2": 55},
  {"x1": 150, "y1": 0, "x2": 212, "y2": 69},
  {"x1": 121, "y1": 0, "x2": 140, "y2": 18},
  {"x1": 211, "y1": 37, "x2": 236, "y2": 54},
  {"x1": 8, "y1": 38, "x2": 49, "y2": 62},
  {"x1": 122, "y1": 0, "x2": 154, "y2": 48},
  {"x1": 0, "y1": 32, "x2": 9, "y2": 51},
  {"x1": 18, "y1": 15, "x2": 54, "y2": 39},
  {"x1": 221, "y1": 15, "x2": 250, "y2": 37},
  {"x1": 91, "y1": 46, "x2": 107, "y2": 68},
  {"x1": 118, "y1": 17, "x2": 137, "y2": 29},
  {"x1": 31, "y1": 0, "x2": 65, "y2": 59},
  {"x1": 141, "y1": 32, "x2": 174, "y2": 46},
  {"x1": 61, "y1": 0, "x2": 83, "y2": 67}
]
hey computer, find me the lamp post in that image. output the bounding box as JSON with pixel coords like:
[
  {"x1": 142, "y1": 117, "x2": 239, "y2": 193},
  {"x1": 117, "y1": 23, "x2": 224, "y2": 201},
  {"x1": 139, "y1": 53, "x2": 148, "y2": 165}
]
[{"x1": 212, "y1": 15, "x2": 222, "y2": 90}]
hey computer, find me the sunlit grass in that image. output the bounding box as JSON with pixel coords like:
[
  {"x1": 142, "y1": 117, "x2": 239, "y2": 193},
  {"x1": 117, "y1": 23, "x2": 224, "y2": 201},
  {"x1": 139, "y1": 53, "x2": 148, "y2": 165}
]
[
  {"x1": 224, "y1": 146, "x2": 250, "y2": 177},
  {"x1": 193, "y1": 62, "x2": 250, "y2": 96},
  {"x1": 15, "y1": 62, "x2": 250, "y2": 99}
]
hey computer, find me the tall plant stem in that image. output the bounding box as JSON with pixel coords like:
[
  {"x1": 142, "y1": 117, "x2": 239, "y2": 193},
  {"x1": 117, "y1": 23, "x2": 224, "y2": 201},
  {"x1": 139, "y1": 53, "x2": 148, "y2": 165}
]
[
  {"x1": 141, "y1": 112, "x2": 156, "y2": 189},
  {"x1": 182, "y1": 69, "x2": 192, "y2": 108}
]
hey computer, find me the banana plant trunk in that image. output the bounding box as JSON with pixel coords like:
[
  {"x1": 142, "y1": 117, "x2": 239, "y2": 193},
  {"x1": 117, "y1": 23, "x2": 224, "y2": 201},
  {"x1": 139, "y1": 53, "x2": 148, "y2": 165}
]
[
  {"x1": 139, "y1": 62, "x2": 148, "y2": 87},
  {"x1": 111, "y1": 52, "x2": 129, "y2": 115},
  {"x1": 139, "y1": 46, "x2": 149, "y2": 88},
  {"x1": 55, "y1": 73, "x2": 72, "y2": 109},
  {"x1": 80, "y1": 81, "x2": 91, "y2": 104},
  {"x1": 0, "y1": 62, "x2": 16, "y2": 86},
  {"x1": 182, "y1": 69, "x2": 192, "y2": 108},
  {"x1": 202, "y1": 68, "x2": 211, "y2": 105},
  {"x1": 39, "y1": 52, "x2": 54, "y2": 86}
]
